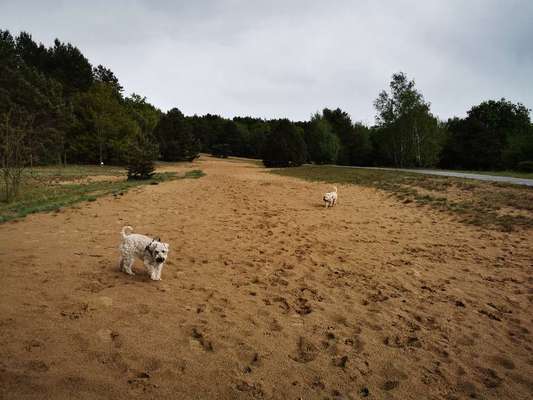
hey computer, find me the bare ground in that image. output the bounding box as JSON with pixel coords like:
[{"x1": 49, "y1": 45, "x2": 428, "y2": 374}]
[{"x1": 0, "y1": 156, "x2": 532, "y2": 400}]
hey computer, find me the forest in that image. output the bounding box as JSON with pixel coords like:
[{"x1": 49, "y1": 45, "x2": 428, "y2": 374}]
[{"x1": 2, "y1": 28, "x2": 533, "y2": 197}]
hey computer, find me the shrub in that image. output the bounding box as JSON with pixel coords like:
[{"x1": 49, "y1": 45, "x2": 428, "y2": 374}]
[
  {"x1": 127, "y1": 159, "x2": 155, "y2": 180},
  {"x1": 126, "y1": 132, "x2": 158, "y2": 180},
  {"x1": 517, "y1": 160, "x2": 533, "y2": 172}
]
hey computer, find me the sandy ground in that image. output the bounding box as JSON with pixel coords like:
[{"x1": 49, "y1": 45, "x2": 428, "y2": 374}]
[{"x1": 1, "y1": 156, "x2": 532, "y2": 400}]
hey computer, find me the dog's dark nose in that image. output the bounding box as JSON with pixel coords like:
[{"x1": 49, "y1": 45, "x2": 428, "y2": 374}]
[{"x1": 156, "y1": 257, "x2": 164, "y2": 263}]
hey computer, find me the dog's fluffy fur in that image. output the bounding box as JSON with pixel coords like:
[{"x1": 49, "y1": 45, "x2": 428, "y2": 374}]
[
  {"x1": 323, "y1": 186, "x2": 338, "y2": 208},
  {"x1": 118, "y1": 226, "x2": 170, "y2": 281}
]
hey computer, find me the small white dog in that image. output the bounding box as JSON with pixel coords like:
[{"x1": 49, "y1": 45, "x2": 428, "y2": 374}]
[
  {"x1": 323, "y1": 186, "x2": 338, "y2": 208},
  {"x1": 118, "y1": 226, "x2": 170, "y2": 281}
]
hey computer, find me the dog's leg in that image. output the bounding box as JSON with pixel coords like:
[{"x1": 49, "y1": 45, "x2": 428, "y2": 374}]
[
  {"x1": 150, "y1": 270, "x2": 158, "y2": 281},
  {"x1": 153, "y1": 264, "x2": 163, "y2": 281},
  {"x1": 122, "y1": 256, "x2": 135, "y2": 275},
  {"x1": 144, "y1": 259, "x2": 157, "y2": 280}
]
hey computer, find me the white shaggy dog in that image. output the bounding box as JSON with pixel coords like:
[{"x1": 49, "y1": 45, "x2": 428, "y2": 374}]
[
  {"x1": 118, "y1": 226, "x2": 170, "y2": 281},
  {"x1": 323, "y1": 186, "x2": 338, "y2": 208}
]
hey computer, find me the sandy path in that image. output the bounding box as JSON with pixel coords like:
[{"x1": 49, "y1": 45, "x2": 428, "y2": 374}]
[{"x1": 1, "y1": 156, "x2": 532, "y2": 400}]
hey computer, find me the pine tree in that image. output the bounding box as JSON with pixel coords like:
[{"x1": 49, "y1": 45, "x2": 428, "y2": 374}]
[
  {"x1": 262, "y1": 119, "x2": 307, "y2": 167},
  {"x1": 126, "y1": 132, "x2": 159, "y2": 180},
  {"x1": 153, "y1": 108, "x2": 200, "y2": 161}
]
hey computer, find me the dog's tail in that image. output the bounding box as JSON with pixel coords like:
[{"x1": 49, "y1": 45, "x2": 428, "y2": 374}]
[
  {"x1": 121, "y1": 226, "x2": 133, "y2": 239},
  {"x1": 333, "y1": 186, "x2": 337, "y2": 193}
]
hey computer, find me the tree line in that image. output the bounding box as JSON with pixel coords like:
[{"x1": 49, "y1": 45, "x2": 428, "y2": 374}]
[
  {"x1": 1, "y1": 29, "x2": 532, "y2": 191},
  {"x1": 164, "y1": 72, "x2": 533, "y2": 172}
]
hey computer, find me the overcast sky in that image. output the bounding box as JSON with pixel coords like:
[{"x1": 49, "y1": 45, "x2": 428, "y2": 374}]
[{"x1": 2, "y1": 0, "x2": 532, "y2": 124}]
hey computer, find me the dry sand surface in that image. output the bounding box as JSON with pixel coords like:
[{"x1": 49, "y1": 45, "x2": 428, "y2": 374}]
[{"x1": 1, "y1": 156, "x2": 532, "y2": 400}]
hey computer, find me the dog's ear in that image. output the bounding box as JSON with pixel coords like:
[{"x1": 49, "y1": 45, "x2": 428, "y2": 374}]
[
  {"x1": 155, "y1": 237, "x2": 161, "y2": 242},
  {"x1": 164, "y1": 242, "x2": 169, "y2": 249}
]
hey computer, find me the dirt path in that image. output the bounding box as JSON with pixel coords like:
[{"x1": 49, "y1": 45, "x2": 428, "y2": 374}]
[{"x1": 1, "y1": 156, "x2": 532, "y2": 400}]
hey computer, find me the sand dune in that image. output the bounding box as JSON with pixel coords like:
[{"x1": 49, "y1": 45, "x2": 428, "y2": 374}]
[{"x1": 1, "y1": 156, "x2": 532, "y2": 399}]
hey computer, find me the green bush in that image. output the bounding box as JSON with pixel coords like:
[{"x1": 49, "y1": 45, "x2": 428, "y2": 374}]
[
  {"x1": 127, "y1": 159, "x2": 155, "y2": 180},
  {"x1": 517, "y1": 160, "x2": 533, "y2": 172},
  {"x1": 126, "y1": 132, "x2": 158, "y2": 180}
]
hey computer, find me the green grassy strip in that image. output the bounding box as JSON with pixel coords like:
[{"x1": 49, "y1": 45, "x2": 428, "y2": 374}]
[
  {"x1": 31, "y1": 164, "x2": 125, "y2": 178},
  {"x1": 0, "y1": 170, "x2": 204, "y2": 223},
  {"x1": 184, "y1": 169, "x2": 206, "y2": 179}
]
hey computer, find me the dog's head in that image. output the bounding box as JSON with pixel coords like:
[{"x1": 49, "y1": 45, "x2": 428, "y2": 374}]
[{"x1": 147, "y1": 239, "x2": 170, "y2": 264}]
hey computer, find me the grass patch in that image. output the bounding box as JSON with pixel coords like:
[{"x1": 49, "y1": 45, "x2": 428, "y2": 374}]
[
  {"x1": 271, "y1": 165, "x2": 533, "y2": 231},
  {"x1": 31, "y1": 164, "x2": 125, "y2": 181},
  {"x1": 184, "y1": 169, "x2": 206, "y2": 179},
  {"x1": 0, "y1": 167, "x2": 205, "y2": 223}
]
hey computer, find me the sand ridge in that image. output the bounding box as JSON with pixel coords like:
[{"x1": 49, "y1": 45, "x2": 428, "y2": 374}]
[{"x1": 0, "y1": 156, "x2": 532, "y2": 399}]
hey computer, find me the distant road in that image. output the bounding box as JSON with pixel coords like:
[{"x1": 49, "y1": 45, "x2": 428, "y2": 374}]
[{"x1": 342, "y1": 166, "x2": 533, "y2": 187}]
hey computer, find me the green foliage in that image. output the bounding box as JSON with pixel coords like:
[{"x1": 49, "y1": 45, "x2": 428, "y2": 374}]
[
  {"x1": 189, "y1": 113, "x2": 224, "y2": 152},
  {"x1": 1, "y1": 30, "x2": 72, "y2": 166},
  {"x1": 126, "y1": 131, "x2": 159, "y2": 180},
  {"x1": 126, "y1": 159, "x2": 155, "y2": 180},
  {"x1": 124, "y1": 94, "x2": 161, "y2": 135},
  {"x1": 517, "y1": 161, "x2": 533, "y2": 172},
  {"x1": 373, "y1": 72, "x2": 445, "y2": 167},
  {"x1": 313, "y1": 108, "x2": 374, "y2": 166},
  {"x1": 305, "y1": 114, "x2": 339, "y2": 164},
  {"x1": 322, "y1": 108, "x2": 354, "y2": 165},
  {"x1": 0, "y1": 30, "x2": 17, "y2": 63},
  {"x1": 219, "y1": 120, "x2": 244, "y2": 155},
  {"x1": 211, "y1": 143, "x2": 231, "y2": 158},
  {"x1": 440, "y1": 99, "x2": 532, "y2": 170},
  {"x1": 154, "y1": 108, "x2": 200, "y2": 161},
  {"x1": 69, "y1": 82, "x2": 139, "y2": 164},
  {"x1": 93, "y1": 64, "x2": 123, "y2": 95},
  {"x1": 47, "y1": 38, "x2": 94, "y2": 96},
  {"x1": 0, "y1": 29, "x2": 164, "y2": 167},
  {"x1": 350, "y1": 123, "x2": 373, "y2": 166},
  {"x1": 15, "y1": 32, "x2": 49, "y2": 72},
  {"x1": 188, "y1": 114, "x2": 270, "y2": 159},
  {"x1": 2, "y1": 27, "x2": 532, "y2": 175},
  {"x1": 502, "y1": 132, "x2": 533, "y2": 169},
  {"x1": 184, "y1": 169, "x2": 206, "y2": 179},
  {"x1": 262, "y1": 119, "x2": 307, "y2": 167},
  {"x1": 124, "y1": 94, "x2": 162, "y2": 179}
]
